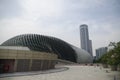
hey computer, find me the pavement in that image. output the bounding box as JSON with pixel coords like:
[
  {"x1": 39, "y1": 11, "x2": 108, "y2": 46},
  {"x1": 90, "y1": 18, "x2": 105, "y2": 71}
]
[
  {"x1": 0, "y1": 67, "x2": 69, "y2": 78},
  {"x1": 0, "y1": 65, "x2": 120, "y2": 80}
]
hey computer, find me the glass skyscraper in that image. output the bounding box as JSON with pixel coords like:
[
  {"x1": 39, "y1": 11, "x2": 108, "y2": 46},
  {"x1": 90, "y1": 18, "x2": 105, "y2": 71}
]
[{"x1": 80, "y1": 24, "x2": 93, "y2": 56}]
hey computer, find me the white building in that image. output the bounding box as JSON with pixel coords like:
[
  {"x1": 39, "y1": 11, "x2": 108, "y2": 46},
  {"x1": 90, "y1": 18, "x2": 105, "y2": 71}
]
[
  {"x1": 80, "y1": 24, "x2": 93, "y2": 56},
  {"x1": 96, "y1": 47, "x2": 108, "y2": 60}
]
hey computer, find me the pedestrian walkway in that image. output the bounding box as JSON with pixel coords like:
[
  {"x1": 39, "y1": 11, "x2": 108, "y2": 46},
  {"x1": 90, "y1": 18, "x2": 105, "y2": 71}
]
[
  {"x1": 0, "y1": 65, "x2": 120, "y2": 80},
  {"x1": 0, "y1": 67, "x2": 68, "y2": 78}
]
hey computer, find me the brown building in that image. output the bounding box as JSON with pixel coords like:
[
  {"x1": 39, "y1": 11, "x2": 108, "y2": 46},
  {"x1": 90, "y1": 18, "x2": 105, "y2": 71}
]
[{"x1": 0, "y1": 46, "x2": 57, "y2": 73}]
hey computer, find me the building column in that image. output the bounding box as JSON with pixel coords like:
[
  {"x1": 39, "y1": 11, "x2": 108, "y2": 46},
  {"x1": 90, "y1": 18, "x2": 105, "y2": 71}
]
[
  {"x1": 40, "y1": 60, "x2": 44, "y2": 70},
  {"x1": 14, "y1": 59, "x2": 17, "y2": 72},
  {"x1": 29, "y1": 59, "x2": 32, "y2": 71}
]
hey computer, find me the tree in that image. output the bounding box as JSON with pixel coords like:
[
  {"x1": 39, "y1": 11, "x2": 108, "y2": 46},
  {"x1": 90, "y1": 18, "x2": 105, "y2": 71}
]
[
  {"x1": 107, "y1": 41, "x2": 120, "y2": 70},
  {"x1": 107, "y1": 42, "x2": 120, "y2": 65},
  {"x1": 99, "y1": 52, "x2": 109, "y2": 68},
  {"x1": 99, "y1": 41, "x2": 120, "y2": 70}
]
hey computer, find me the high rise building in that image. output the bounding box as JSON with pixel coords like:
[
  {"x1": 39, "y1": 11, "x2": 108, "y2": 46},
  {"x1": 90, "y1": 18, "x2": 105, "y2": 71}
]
[
  {"x1": 89, "y1": 40, "x2": 93, "y2": 56},
  {"x1": 96, "y1": 47, "x2": 108, "y2": 60},
  {"x1": 80, "y1": 24, "x2": 93, "y2": 56}
]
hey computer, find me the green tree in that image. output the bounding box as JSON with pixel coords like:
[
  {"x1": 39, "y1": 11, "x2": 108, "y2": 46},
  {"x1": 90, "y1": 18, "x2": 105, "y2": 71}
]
[
  {"x1": 107, "y1": 41, "x2": 120, "y2": 70},
  {"x1": 99, "y1": 41, "x2": 120, "y2": 70},
  {"x1": 107, "y1": 42, "x2": 120, "y2": 65}
]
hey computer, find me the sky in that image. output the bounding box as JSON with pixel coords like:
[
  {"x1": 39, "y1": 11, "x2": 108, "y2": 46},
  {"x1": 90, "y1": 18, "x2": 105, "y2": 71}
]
[{"x1": 0, "y1": 0, "x2": 120, "y2": 56}]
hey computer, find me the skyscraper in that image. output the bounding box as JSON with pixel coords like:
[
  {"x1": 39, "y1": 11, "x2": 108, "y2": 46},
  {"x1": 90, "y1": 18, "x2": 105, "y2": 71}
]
[
  {"x1": 80, "y1": 24, "x2": 93, "y2": 56},
  {"x1": 89, "y1": 40, "x2": 93, "y2": 56}
]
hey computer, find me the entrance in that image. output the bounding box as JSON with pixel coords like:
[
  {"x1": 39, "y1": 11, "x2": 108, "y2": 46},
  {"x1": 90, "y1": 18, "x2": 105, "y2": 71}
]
[{"x1": 0, "y1": 59, "x2": 15, "y2": 73}]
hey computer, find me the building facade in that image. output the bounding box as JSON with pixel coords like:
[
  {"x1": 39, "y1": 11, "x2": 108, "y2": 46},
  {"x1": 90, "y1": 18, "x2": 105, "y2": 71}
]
[
  {"x1": 0, "y1": 46, "x2": 57, "y2": 73},
  {"x1": 80, "y1": 24, "x2": 93, "y2": 56},
  {"x1": 96, "y1": 47, "x2": 108, "y2": 60},
  {"x1": 0, "y1": 34, "x2": 93, "y2": 73},
  {"x1": 89, "y1": 40, "x2": 93, "y2": 56}
]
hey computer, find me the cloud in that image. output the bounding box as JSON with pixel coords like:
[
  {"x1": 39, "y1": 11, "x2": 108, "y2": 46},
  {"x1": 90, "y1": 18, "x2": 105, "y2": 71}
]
[
  {"x1": 0, "y1": 0, "x2": 120, "y2": 56},
  {"x1": 0, "y1": 0, "x2": 22, "y2": 19},
  {"x1": 20, "y1": 0, "x2": 64, "y2": 21}
]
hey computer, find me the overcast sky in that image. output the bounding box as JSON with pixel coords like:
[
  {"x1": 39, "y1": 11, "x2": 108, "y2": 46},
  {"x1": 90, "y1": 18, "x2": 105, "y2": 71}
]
[{"x1": 0, "y1": 0, "x2": 120, "y2": 56}]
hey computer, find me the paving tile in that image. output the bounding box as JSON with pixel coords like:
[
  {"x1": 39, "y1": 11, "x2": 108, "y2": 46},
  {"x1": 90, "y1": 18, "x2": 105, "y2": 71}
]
[{"x1": 0, "y1": 65, "x2": 120, "y2": 80}]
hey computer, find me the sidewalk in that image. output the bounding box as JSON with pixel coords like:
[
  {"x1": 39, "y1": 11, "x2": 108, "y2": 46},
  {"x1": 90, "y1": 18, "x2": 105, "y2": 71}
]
[
  {"x1": 0, "y1": 67, "x2": 68, "y2": 78},
  {"x1": 0, "y1": 65, "x2": 120, "y2": 80}
]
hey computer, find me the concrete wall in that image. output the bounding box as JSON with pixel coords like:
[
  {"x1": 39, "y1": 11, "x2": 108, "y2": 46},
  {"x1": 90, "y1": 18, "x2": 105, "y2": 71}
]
[
  {"x1": 0, "y1": 49, "x2": 57, "y2": 60},
  {"x1": 0, "y1": 49, "x2": 57, "y2": 73}
]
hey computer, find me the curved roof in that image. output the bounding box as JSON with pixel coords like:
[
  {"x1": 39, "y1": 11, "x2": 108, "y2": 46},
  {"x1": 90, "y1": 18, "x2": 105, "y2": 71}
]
[
  {"x1": 1, "y1": 34, "x2": 77, "y2": 62},
  {"x1": 71, "y1": 46, "x2": 93, "y2": 63},
  {"x1": 1, "y1": 34, "x2": 93, "y2": 63}
]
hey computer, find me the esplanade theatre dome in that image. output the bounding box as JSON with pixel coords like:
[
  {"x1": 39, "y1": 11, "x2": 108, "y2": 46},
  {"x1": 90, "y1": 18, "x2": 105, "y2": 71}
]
[{"x1": 1, "y1": 34, "x2": 93, "y2": 63}]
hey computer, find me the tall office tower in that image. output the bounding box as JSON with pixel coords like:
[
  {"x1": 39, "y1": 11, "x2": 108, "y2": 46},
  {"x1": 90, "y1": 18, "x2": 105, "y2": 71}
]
[
  {"x1": 89, "y1": 40, "x2": 93, "y2": 56},
  {"x1": 80, "y1": 24, "x2": 93, "y2": 56}
]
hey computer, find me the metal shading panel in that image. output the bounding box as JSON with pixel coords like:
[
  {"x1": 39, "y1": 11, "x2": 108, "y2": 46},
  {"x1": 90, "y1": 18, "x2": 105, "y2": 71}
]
[{"x1": 1, "y1": 34, "x2": 77, "y2": 62}]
